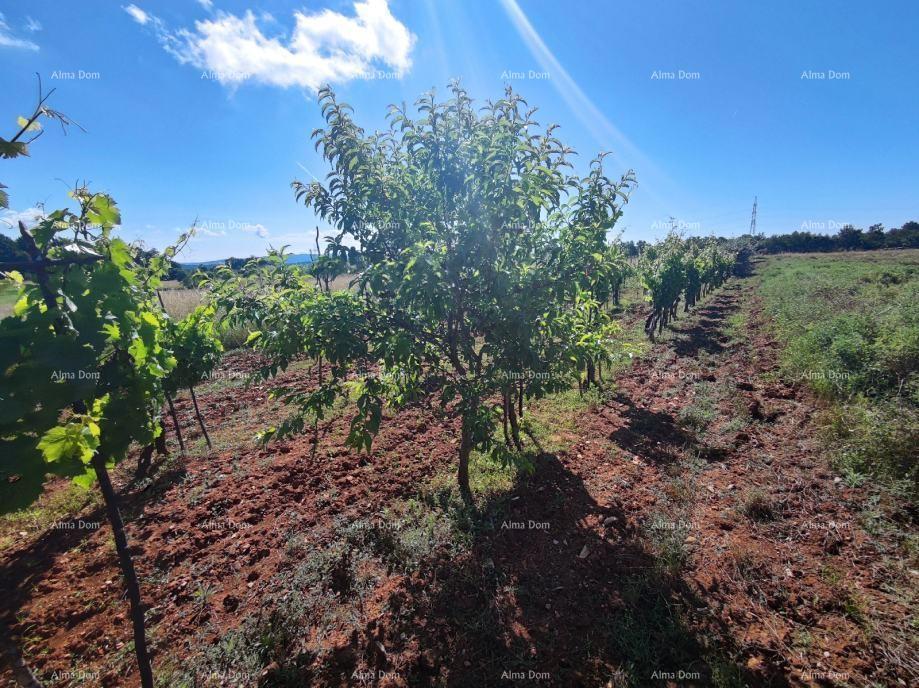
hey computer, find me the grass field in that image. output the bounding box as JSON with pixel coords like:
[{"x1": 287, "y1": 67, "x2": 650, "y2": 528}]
[{"x1": 756, "y1": 249, "x2": 918, "y2": 492}]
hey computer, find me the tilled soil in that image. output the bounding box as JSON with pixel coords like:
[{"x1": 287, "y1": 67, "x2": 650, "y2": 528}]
[{"x1": 1, "y1": 277, "x2": 915, "y2": 687}]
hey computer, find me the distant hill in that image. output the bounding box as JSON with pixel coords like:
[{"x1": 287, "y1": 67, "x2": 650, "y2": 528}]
[{"x1": 178, "y1": 253, "x2": 316, "y2": 269}]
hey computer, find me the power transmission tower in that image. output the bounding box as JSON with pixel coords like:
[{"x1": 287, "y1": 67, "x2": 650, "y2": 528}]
[{"x1": 749, "y1": 196, "x2": 758, "y2": 236}]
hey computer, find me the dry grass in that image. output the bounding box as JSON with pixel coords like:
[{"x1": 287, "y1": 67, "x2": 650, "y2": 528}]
[
  {"x1": 158, "y1": 287, "x2": 205, "y2": 320},
  {"x1": 0, "y1": 273, "x2": 356, "y2": 343}
]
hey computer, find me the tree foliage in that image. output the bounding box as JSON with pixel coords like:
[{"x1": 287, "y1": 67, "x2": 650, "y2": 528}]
[
  {"x1": 638, "y1": 232, "x2": 735, "y2": 337},
  {"x1": 0, "y1": 190, "x2": 175, "y2": 485},
  {"x1": 212, "y1": 83, "x2": 636, "y2": 502}
]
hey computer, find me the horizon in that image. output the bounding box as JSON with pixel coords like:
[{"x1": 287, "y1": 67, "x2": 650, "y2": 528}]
[{"x1": 2, "y1": 0, "x2": 917, "y2": 261}]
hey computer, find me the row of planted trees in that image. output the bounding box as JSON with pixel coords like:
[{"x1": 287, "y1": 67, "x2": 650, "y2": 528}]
[
  {"x1": 638, "y1": 233, "x2": 737, "y2": 337},
  {"x1": 1, "y1": 82, "x2": 738, "y2": 686}
]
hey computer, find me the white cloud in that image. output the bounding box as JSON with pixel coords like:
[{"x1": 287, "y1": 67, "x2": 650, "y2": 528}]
[
  {"x1": 25, "y1": 16, "x2": 41, "y2": 32},
  {"x1": 197, "y1": 0, "x2": 214, "y2": 10},
  {"x1": 0, "y1": 13, "x2": 39, "y2": 50},
  {"x1": 243, "y1": 223, "x2": 269, "y2": 238},
  {"x1": 192, "y1": 220, "x2": 267, "y2": 238},
  {"x1": 196, "y1": 225, "x2": 226, "y2": 237},
  {"x1": 129, "y1": 0, "x2": 415, "y2": 90},
  {"x1": 123, "y1": 4, "x2": 150, "y2": 26},
  {"x1": 1, "y1": 206, "x2": 44, "y2": 229}
]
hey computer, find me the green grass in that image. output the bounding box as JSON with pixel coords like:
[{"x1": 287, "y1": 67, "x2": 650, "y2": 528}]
[
  {"x1": 0, "y1": 480, "x2": 99, "y2": 552},
  {"x1": 756, "y1": 250, "x2": 918, "y2": 491},
  {"x1": 677, "y1": 381, "x2": 718, "y2": 434}
]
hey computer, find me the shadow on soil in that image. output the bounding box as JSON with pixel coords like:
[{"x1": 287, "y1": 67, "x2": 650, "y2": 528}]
[
  {"x1": 314, "y1": 451, "x2": 774, "y2": 687},
  {"x1": 669, "y1": 285, "x2": 742, "y2": 359},
  {"x1": 0, "y1": 455, "x2": 187, "y2": 630},
  {"x1": 608, "y1": 396, "x2": 694, "y2": 466}
]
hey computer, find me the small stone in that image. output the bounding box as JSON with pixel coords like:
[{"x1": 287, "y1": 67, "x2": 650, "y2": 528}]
[
  {"x1": 578, "y1": 545, "x2": 590, "y2": 559},
  {"x1": 603, "y1": 516, "x2": 617, "y2": 527}
]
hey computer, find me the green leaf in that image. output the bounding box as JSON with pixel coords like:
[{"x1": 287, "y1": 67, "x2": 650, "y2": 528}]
[
  {"x1": 88, "y1": 194, "x2": 121, "y2": 228},
  {"x1": 38, "y1": 421, "x2": 99, "y2": 465},
  {"x1": 73, "y1": 468, "x2": 97, "y2": 490},
  {"x1": 13, "y1": 295, "x2": 29, "y2": 317},
  {"x1": 101, "y1": 322, "x2": 122, "y2": 341},
  {"x1": 0, "y1": 138, "x2": 29, "y2": 159},
  {"x1": 128, "y1": 336, "x2": 149, "y2": 364}
]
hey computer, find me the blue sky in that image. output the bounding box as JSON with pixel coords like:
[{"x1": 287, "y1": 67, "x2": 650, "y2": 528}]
[{"x1": 1, "y1": 0, "x2": 917, "y2": 261}]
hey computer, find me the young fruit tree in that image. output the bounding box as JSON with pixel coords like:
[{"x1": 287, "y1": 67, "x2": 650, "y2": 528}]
[
  {"x1": 0, "y1": 190, "x2": 176, "y2": 688},
  {"x1": 161, "y1": 305, "x2": 223, "y2": 450},
  {"x1": 215, "y1": 83, "x2": 635, "y2": 504}
]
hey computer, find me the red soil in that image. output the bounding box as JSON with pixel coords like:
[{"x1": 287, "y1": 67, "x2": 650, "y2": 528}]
[{"x1": 1, "y1": 277, "x2": 915, "y2": 687}]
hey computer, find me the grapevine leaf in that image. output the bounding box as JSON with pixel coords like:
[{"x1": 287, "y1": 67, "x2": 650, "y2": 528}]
[
  {"x1": 37, "y1": 422, "x2": 99, "y2": 465},
  {"x1": 0, "y1": 138, "x2": 29, "y2": 159},
  {"x1": 73, "y1": 468, "x2": 97, "y2": 490},
  {"x1": 13, "y1": 295, "x2": 30, "y2": 317}
]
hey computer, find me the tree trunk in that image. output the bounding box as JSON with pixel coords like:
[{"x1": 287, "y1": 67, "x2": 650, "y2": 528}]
[
  {"x1": 188, "y1": 386, "x2": 212, "y2": 449},
  {"x1": 91, "y1": 454, "x2": 154, "y2": 688},
  {"x1": 457, "y1": 421, "x2": 474, "y2": 506},
  {"x1": 165, "y1": 392, "x2": 185, "y2": 452},
  {"x1": 517, "y1": 379, "x2": 524, "y2": 419},
  {"x1": 502, "y1": 392, "x2": 512, "y2": 449},
  {"x1": 155, "y1": 420, "x2": 168, "y2": 456},
  {"x1": 136, "y1": 444, "x2": 153, "y2": 480},
  {"x1": 138, "y1": 418, "x2": 169, "y2": 480},
  {"x1": 507, "y1": 395, "x2": 523, "y2": 451}
]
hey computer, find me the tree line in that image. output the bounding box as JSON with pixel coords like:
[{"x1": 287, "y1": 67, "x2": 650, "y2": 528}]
[{"x1": 755, "y1": 221, "x2": 919, "y2": 254}]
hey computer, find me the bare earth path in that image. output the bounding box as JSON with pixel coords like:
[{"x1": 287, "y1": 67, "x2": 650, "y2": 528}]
[{"x1": 383, "y1": 278, "x2": 915, "y2": 686}]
